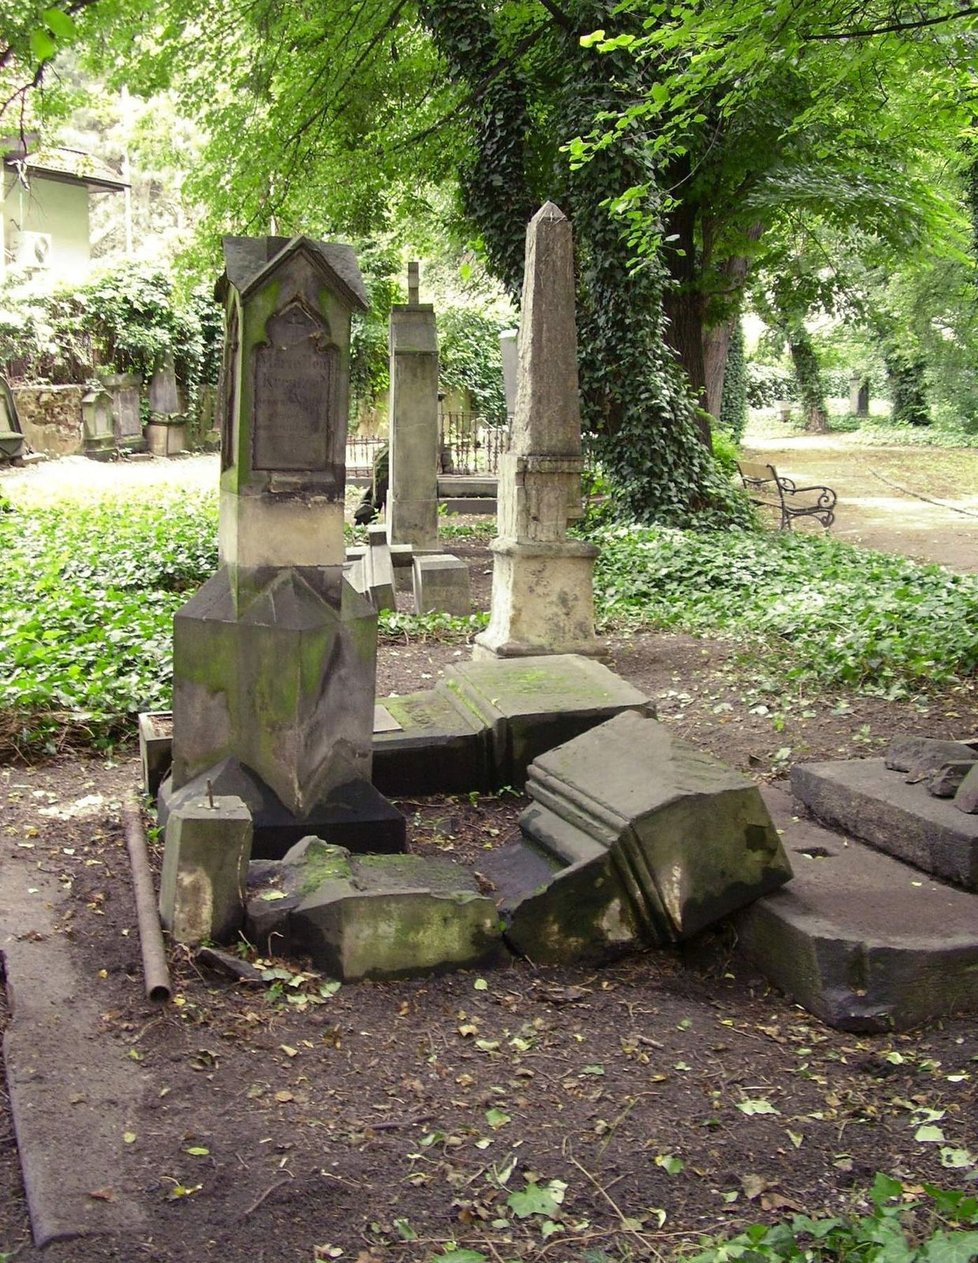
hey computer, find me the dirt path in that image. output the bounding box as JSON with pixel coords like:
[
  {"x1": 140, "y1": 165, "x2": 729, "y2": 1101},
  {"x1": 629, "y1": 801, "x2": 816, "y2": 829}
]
[{"x1": 743, "y1": 434, "x2": 978, "y2": 573}]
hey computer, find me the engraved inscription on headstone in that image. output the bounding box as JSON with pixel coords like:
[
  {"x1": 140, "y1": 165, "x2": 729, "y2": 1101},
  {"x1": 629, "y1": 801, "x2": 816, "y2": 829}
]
[{"x1": 252, "y1": 302, "x2": 339, "y2": 472}]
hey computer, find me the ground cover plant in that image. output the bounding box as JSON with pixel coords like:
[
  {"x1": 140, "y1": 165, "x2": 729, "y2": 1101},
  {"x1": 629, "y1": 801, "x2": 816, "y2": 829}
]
[{"x1": 3, "y1": 480, "x2": 978, "y2": 757}]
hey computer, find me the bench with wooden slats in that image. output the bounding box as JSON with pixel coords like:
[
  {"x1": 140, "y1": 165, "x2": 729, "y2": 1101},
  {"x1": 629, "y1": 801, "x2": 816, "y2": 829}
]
[{"x1": 736, "y1": 460, "x2": 837, "y2": 530}]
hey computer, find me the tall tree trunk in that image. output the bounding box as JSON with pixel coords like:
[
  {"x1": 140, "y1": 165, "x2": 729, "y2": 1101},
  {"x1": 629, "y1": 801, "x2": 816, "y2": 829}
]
[
  {"x1": 704, "y1": 320, "x2": 733, "y2": 421},
  {"x1": 787, "y1": 323, "x2": 829, "y2": 433}
]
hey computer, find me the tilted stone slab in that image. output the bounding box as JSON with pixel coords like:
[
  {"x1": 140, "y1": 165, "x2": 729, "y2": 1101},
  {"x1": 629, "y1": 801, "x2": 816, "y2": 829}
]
[
  {"x1": 735, "y1": 787, "x2": 978, "y2": 1031},
  {"x1": 245, "y1": 838, "x2": 503, "y2": 980},
  {"x1": 481, "y1": 710, "x2": 792, "y2": 963},
  {"x1": 444, "y1": 654, "x2": 653, "y2": 788},
  {"x1": 885, "y1": 736, "x2": 977, "y2": 773},
  {"x1": 791, "y1": 758, "x2": 978, "y2": 890}
]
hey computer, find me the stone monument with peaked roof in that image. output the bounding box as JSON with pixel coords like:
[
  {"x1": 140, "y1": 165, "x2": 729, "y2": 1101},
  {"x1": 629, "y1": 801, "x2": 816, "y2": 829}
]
[
  {"x1": 160, "y1": 235, "x2": 405, "y2": 857},
  {"x1": 474, "y1": 203, "x2": 602, "y2": 660}
]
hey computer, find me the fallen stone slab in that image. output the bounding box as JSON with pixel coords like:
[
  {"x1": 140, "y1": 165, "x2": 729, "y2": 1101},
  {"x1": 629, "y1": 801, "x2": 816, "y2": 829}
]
[
  {"x1": 245, "y1": 838, "x2": 504, "y2": 979},
  {"x1": 445, "y1": 653, "x2": 653, "y2": 788},
  {"x1": 735, "y1": 787, "x2": 978, "y2": 1032},
  {"x1": 481, "y1": 710, "x2": 792, "y2": 962},
  {"x1": 791, "y1": 758, "x2": 978, "y2": 890},
  {"x1": 1, "y1": 844, "x2": 146, "y2": 1246},
  {"x1": 372, "y1": 688, "x2": 492, "y2": 796}
]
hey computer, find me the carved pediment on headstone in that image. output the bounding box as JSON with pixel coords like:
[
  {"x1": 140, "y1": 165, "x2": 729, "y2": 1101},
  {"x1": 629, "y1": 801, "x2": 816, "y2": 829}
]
[{"x1": 218, "y1": 236, "x2": 369, "y2": 313}]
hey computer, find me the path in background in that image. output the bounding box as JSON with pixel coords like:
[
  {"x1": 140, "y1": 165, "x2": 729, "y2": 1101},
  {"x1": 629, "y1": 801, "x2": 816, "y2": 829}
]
[
  {"x1": 3, "y1": 440, "x2": 978, "y2": 573},
  {"x1": 743, "y1": 433, "x2": 978, "y2": 573}
]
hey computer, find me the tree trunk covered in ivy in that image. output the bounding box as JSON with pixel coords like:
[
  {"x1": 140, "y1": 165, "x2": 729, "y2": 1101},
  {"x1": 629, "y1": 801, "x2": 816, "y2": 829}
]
[
  {"x1": 786, "y1": 322, "x2": 829, "y2": 433},
  {"x1": 718, "y1": 319, "x2": 747, "y2": 441},
  {"x1": 885, "y1": 352, "x2": 931, "y2": 425},
  {"x1": 420, "y1": 0, "x2": 743, "y2": 525}
]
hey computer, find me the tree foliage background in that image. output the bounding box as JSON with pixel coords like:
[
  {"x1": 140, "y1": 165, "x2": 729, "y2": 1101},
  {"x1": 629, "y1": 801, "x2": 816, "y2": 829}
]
[{"x1": 3, "y1": 0, "x2": 978, "y2": 518}]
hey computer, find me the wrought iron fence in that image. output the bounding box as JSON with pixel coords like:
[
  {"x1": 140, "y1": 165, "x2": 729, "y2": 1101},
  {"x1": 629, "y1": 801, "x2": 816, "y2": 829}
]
[
  {"x1": 347, "y1": 413, "x2": 511, "y2": 482},
  {"x1": 440, "y1": 412, "x2": 509, "y2": 475}
]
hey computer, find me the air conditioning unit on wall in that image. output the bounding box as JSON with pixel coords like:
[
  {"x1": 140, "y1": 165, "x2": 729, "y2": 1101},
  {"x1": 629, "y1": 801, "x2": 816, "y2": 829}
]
[{"x1": 14, "y1": 230, "x2": 52, "y2": 268}]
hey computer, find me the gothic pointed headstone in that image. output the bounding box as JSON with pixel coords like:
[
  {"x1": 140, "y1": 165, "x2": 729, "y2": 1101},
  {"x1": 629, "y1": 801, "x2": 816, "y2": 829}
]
[
  {"x1": 474, "y1": 203, "x2": 602, "y2": 660},
  {"x1": 162, "y1": 235, "x2": 405, "y2": 858}
]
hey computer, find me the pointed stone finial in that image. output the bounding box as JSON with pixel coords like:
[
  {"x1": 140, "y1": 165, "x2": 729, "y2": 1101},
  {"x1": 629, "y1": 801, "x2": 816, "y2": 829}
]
[
  {"x1": 511, "y1": 203, "x2": 581, "y2": 457},
  {"x1": 407, "y1": 261, "x2": 420, "y2": 306}
]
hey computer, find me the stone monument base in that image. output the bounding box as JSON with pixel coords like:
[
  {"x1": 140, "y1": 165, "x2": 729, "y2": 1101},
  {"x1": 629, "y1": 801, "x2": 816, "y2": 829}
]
[
  {"x1": 158, "y1": 757, "x2": 405, "y2": 860},
  {"x1": 473, "y1": 538, "x2": 603, "y2": 661}
]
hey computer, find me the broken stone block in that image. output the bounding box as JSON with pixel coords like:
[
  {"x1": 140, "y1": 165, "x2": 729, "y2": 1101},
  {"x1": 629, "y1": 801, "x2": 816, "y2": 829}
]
[
  {"x1": 792, "y1": 759, "x2": 978, "y2": 889},
  {"x1": 480, "y1": 710, "x2": 792, "y2": 963},
  {"x1": 245, "y1": 838, "x2": 503, "y2": 979},
  {"x1": 364, "y1": 523, "x2": 396, "y2": 612},
  {"x1": 159, "y1": 795, "x2": 252, "y2": 944},
  {"x1": 927, "y1": 762, "x2": 977, "y2": 798},
  {"x1": 885, "y1": 736, "x2": 976, "y2": 774},
  {"x1": 955, "y1": 763, "x2": 978, "y2": 814}
]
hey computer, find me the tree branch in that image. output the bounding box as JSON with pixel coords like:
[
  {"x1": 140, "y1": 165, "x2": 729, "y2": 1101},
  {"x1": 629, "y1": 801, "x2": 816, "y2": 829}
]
[{"x1": 805, "y1": 3, "x2": 978, "y2": 41}]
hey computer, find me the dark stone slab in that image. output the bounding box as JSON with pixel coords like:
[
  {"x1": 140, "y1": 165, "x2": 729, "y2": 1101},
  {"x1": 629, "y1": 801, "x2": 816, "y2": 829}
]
[
  {"x1": 791, "y1": 758, "x2": 978, "y2": 890},
  {"x1": 159, "y1": 759, "x2": 405, "y2": 860},
  {"x1": 955, "y1": 762, "x2": 978, "y2": 814},
  {"x1": 735, "y1": 786, "x2": 978, "y2": 1031},
  {"x1": 928, "y1": 761, "x2": 976, "y2": 798},
  {"x1": 444, "y1": 654, "x2": 653, "y2": 788},
  {"x1": 372, "y1": 688, "x2": 492, "y2": 796}
]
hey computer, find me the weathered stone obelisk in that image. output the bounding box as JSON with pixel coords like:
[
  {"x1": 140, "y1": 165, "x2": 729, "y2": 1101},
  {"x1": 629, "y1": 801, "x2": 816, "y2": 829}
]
[
  {"x1": 387, "y1": 261, "x2": 439, "y2": 550},
  {"x1": 161, "y1": 235, "x2": 404, "y2": 857},
  {"x1": 473, "y1": 203, "x2": 602, "y2": 660}
]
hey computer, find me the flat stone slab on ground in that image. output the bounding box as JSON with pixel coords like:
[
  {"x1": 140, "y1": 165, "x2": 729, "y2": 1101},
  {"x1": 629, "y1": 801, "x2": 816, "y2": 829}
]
[
  {"x1": 372, "y1": 687, "x2": 491, "y2": 795},
  {"x1": 1, "y1": 847, "x2": 147, "y2": 1245},
  {"x1": 246, "y1": 838, "x2": 502, "y2": 979},
  {"x1": 445, "y1": 653, "x2": 652, "y2": 787},
  {"x1": 791, "y1": 758, "x2": 978, "y2": 889},
  {"x1": 735, "y1": 786, "x2": 978, "y2": 1031}
]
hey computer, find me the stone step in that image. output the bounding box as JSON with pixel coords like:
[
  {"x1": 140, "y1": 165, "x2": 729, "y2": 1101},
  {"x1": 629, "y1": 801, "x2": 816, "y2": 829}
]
[
  {"x1": 734, "y1": 786, "x2": 978, "y2": 1032},
  {"x1": 791, "y1": 758, "x2": 978, "y2": 890}
]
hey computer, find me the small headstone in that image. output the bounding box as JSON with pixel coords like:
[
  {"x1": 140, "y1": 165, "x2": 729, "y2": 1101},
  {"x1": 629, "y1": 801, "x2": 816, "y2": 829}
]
[
  {"x1": 413, "y1": 553, "x2": 471, "y2": 616},
  {"x1": 364, "y1": 523, "x2": 397, "y2": 612}
]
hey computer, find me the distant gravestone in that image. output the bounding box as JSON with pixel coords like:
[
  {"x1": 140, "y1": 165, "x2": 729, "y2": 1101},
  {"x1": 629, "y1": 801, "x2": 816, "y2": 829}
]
[
  {"x1": 387, "y1": 261, "x2": 439, "y2": 550},
  {"x1": 101, "y1": 372, "x2": 144, "y2": 450}
]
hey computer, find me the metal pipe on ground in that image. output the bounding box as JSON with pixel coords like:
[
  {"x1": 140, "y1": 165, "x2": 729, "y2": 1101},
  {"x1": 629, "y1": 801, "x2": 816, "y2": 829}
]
[{"x1": 122, "y1": 795, "x2": 171, "y2": 1003}]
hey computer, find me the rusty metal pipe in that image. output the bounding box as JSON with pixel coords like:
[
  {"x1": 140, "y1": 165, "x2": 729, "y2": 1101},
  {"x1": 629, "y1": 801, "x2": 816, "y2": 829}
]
[{"x1": 122, "y1": 796, "x2": 171, "y2": 1004}]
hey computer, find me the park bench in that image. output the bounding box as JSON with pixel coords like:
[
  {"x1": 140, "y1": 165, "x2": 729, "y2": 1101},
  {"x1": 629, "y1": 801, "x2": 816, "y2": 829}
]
[{"x1": 736, "y1": 459, "x2": 837, "y2": 530}]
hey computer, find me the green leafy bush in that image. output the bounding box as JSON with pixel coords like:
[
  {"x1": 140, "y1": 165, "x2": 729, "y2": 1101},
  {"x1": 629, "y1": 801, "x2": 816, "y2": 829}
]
[
  {"x1": 687, "y1": 1174, "x2": 978, "y2": 1263},
  {"x1": 592, "y1": 525, "x2": 978, "y2": 695}
]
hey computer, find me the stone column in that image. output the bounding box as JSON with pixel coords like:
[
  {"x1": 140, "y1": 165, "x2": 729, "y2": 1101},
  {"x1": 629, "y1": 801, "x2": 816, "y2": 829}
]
[
  {"x1": 474, "y1": 203, "x2": 602, "y2": 661},
  {"x1": 387, "y1": 262, "x2": 439, "y2": 550}
]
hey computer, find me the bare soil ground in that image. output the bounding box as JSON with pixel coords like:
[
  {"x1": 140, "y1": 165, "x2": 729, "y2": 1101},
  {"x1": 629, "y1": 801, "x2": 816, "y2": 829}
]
[{"x1": 1, "y1": 445, "x2": 977, "y2": 1262}]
